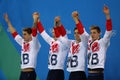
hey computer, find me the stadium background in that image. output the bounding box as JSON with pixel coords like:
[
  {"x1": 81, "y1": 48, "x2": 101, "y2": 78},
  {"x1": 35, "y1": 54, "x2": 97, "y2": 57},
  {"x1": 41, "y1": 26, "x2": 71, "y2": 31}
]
[{"x1": 0, "y1": 0, "x2": 120, "y2": 80}]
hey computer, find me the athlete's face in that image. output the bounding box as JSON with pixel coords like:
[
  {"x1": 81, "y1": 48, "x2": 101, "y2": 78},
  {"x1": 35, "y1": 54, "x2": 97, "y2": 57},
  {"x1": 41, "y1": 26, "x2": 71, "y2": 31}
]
[
  {"x1": 22, "y1": 31, "x2": 32, "y2": 42},
  {"x1": 90, "y1": 29, "x2": 100, "y2": 41},
  {"x1": 74, "y1": 29, "x2": 80, "y2": 42}
]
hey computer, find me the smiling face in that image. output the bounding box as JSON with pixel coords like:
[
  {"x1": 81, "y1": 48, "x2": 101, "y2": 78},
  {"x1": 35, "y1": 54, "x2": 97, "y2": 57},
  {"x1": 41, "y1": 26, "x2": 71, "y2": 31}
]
[{"x1": 90, "y1": 26, "x2": 101, "y2": 41}]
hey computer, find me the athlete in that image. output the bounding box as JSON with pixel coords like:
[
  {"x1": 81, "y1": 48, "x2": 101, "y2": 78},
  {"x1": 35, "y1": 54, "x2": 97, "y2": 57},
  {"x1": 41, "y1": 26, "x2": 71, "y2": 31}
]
[
  {"x1": 4, "y1": 13, "x2": 40, "y2": 80},
  {"x1": 72, "y1": 5, "x2": 112, "y2": 80},
  {"x1": 54, "y1": 13, "x2": 89, "y2": 80},
  {"x1": 36, "y1": 14, "x2": 68, "y2": 80}
]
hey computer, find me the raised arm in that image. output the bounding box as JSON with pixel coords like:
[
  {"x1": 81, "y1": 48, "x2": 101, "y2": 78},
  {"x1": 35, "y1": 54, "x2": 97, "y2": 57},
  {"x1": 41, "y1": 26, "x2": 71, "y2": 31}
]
[
  {"x1": 72, "y1": 11, "x2": 84, "y2": 35},
  {"x1": 32, "y1": 12, "x2": 39, "y2": 37},
  {"x1": 36, "y1": 13, "x2": 53, "y2": 45},
  {"x1": 103, "y1": 5, "x2": 112, "y2": 43},
  {"x1": 54, "y1": 16, "x2": 67, "y2": 37},
  {"x1": 4, "y1": 13, "x2": 22, "y2": 45},
  {"x1": 72, "y1": 11, "x2": 89, "y2": 44},
  {"x1": 53, "y1": 16, "x2": 71, "y2": 47},
  {"x1": 31, "y1": 12, "x2": 41, "y2": 49},
  {"x1": 103, "y1": 5, "x2": 112, "y2": 31},
  {"x1": 4, "y1": 14, "x2": 17, "y2": 35}
]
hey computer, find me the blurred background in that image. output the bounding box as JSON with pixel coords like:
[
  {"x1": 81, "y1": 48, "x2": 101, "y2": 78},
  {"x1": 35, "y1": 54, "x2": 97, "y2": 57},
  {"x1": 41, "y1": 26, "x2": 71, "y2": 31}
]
[{"x1": 0, "y1": 0, "x2": 120, "y2": 80}]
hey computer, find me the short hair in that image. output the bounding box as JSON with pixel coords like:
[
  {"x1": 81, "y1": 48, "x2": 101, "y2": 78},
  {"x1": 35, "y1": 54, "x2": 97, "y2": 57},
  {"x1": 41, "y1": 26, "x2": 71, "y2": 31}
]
[
  {"x1": 23, "y1": 28, "x2": 32, "y2": 34},
  {"x1": 90, "y1": 25, "x2": 101, "y2": 33}
]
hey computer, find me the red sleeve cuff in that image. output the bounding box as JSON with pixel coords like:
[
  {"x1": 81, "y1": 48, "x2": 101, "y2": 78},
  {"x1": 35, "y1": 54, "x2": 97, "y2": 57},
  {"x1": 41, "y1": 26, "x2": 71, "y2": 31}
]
[
  {"x1": 76, "y1": 20, "x2": 84, "y2": 34},
  {"x1": 54, "y1": 27, "x2": 61, "y2": 38},
  {"x1": 37, "y1": 21, "x2": 44, "y2": 33},
  {"x1": 106, "y1": 19, "x2": 112, "y2": 31},
  {"x1": 12, "y1": 32, "x2": 18, "y2": 38},
  {"x1": 32, "y1": 28, "x2": 37, "y2": 37},
  {"x1": 60, "y1": 25, "x2": 66, "y2": 36},
  {"x1": 56, "y1": 27, "x2": 62, "y2": 35}
]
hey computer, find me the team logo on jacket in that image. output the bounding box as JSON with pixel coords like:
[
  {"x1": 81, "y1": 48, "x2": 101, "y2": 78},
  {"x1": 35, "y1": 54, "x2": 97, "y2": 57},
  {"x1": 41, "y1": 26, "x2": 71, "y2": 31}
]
[
  {"x1": 92, "y1": 42, "x2": 99, "y2": 52},
  {"x1": 51, "y1": 43, "x2": 59, "y2": 53},
  {"x1": 72, "y1": 43, "x2": 80, "y2": 54},
  {"x1": 23, "y1": 42, "x2": 30, "y2": 52}
]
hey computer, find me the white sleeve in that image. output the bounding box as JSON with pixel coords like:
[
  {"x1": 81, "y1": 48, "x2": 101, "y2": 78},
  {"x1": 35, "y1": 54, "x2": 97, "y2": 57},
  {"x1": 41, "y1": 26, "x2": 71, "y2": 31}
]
[
  {"x1": 57, "y1": 35, "x2": 71, "y2": 47},
  {"x1": 80, "y1": 29, "x2": 89, "y2": 46},
  {"x1": 40, "y1": 30, "x2": 53, "y2": 45},
  {"x1": 103, "y1": 30, "x2": 112, "y2": 46},
  {"x1": 32, "y1": 35, "x2": 41, "y2": 51},
  {"x1": 14, "y1": 35, "x2": 23, "y2": 46}
]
